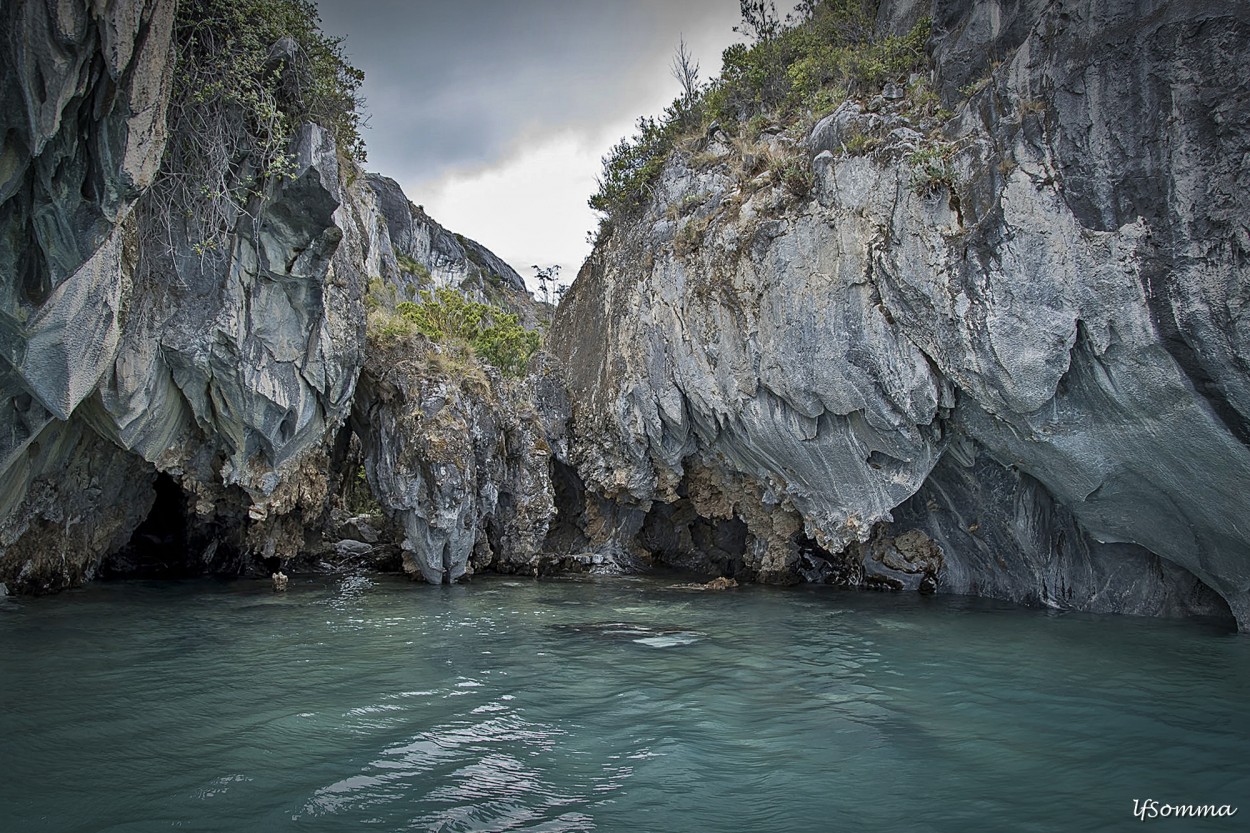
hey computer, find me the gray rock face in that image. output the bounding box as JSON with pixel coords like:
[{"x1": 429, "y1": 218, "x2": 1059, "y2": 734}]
[
  {"x1": 1, "y1": 0, "x2": 174, "y2": 526},
  {"x1": 0, "y1": 414, "x2": 156, "y2": 593},
  {"x1": 553, "y1": 0, "x2": 1250, "y2": 626},
  {"x1": 351, "y1": 344, "x2": 561, "y2": 583},
  {"x1": 367, "y1": 174, "x2": 528, "y2": 297},
  {"x1": 1, "y1": 0, "x2": 173, "y2": 330},
  {"x1": 3, "y1": 0, "x2": 1246, "y2": 636},
  {"x1": 887, "y1": 434, "x2": 1230, "y2": 619},
  {"x1": 0, "y1": 5, "x2": 547, "y2": 592},
  {"x1": 97, "y1": 122, "x2": 368, "y2": 519},
  {"x1": 0, "y1": 0, "x2": 176, "y2": 589}
]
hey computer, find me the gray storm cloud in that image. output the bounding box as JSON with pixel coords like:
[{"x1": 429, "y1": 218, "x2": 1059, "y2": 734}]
[{"x1": 315, "y1": 0, "x2": 741, "y2": 189}]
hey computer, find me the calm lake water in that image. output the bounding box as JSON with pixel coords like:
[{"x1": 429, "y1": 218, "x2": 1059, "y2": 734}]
[{"x1": 1, "y1": 574, "x2": 1246, "y2": 832}]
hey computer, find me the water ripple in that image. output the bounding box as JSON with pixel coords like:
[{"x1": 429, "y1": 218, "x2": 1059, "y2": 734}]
[{"x1": 1, "y1": 576, "x2": 1246, "y2": 832}]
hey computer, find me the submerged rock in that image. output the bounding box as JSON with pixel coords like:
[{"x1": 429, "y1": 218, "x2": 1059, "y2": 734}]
[
  {"x1": 671, "y1": 577, "x2": 740, "y2": 591},
  {"x1": 553, "y1": 622, "x2": 706, "y2": 648}
]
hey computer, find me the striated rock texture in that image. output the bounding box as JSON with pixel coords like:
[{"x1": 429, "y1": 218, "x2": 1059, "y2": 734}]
[
  {"x1": 553, "y1": 0, "x2": 1250, "y2": 627},
  {"x1": 351, "y1": 343, "x2": 565, "y2": 583},
  {"x1": 0, "y1": 0, "x2": 548, "y2": 592},
  {"x1": 1, "y1": 0, "x2": 176, "y2": 591},
  {"x1": 367, "y1": 174, "x2": 529, "y2": 305},
  {"x1": 3, "y1": 0, "x2": 1247, "y2": 637}
]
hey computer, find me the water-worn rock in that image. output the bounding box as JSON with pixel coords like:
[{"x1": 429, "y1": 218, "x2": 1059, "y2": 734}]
[
  {"x1": 0, "y1": 2, "x2": 548, "y2": 591},
  {"x1": 103, "y1": 120, "x2": 376, "y2": 540},
  {"x1": 0, "y1": 414, "x2": 156, "y2": 593},
  {"x1": 1, "y1": 0, "x2": 173, "y2": 327},
  {"x1": 887, "y1": 435, "x2": 1231, "y2": 618},
  {"x1": 351, "y1": 343, "x2": 562, "y2": 583},
  {"x1": 0, "y1": 0, "x2": 175, "y2": 589},
  {"x1": 553, "y1": 0, "x2": 1250, "y2": 627},
  {"x1": 3, "y1": 0, "x2": 1248, "y2": 634}
]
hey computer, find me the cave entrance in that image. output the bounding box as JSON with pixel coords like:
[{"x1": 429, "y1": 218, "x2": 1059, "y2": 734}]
[
  {"x1": 102, "y1": 472, "x2": 194, "y2": 578},
  {"x1": 638, "y1": 497, "x2": 749, "y2": 579},
  {"x1": 543, "y1": 459, "x2": 590, "y2": 554}
]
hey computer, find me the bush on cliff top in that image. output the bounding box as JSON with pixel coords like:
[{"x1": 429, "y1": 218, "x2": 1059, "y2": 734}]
[
  {"x1": 176, "y1": 0, "x2": 366, "y2": 163},
  {"x1": 371, "y1": 288, "x2": 541, "y2": 378},
  {"x1": 589, "y1": 0, "x2": 930, "y2": 219}
]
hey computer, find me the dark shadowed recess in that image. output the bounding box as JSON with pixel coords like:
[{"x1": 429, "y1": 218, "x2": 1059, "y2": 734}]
[
  {"x1": 638, "y1": 494, "x2": 750, "y2": 579},
  {"x1": 99, "y1": 473, "x2": 246, "y2": 580}
]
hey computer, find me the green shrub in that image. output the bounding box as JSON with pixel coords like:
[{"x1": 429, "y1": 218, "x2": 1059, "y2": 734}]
[
  {"x1": 907, "y1": 145, "x2": 955, "y2": 195},
  {"x1": 705, "y1": 3, "x2": 928, "y2": 126},
  {"x1": 396, "y1": 253, "x2": 431, "y2": 282},
  {"x1": 175, "y1": 0, "x2": 365, "y2": 162},
  {"x1": 769, "y1": 153, "x2": 814, "y2": 195},
  {"x1": 588, "y1": 107, "x2": 688, "y2": 216},
  {"x1": 366, "y1": 307, "x2": 418, "y2": 341},
  {"x1": 589, "y1": 1, "x2": 932, "y2": 218},
  {"x1": 345, "y1": 465, "x2": 382, "y2": 515},
  {"x1": 390, "y1": 289, "x2": 540, "y2": 377},
  {"x1": 843, "y1": 131, "x2": 878, "y2": 155},
  {"x1": 365, "y1": 275, "x2": 398, "y2": 311}
]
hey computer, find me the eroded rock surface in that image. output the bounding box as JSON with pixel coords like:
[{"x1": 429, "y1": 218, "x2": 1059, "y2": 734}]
[
  {"x1": 367, "y1": 174, "x2": 528, "y2": 303},
  {"x1": 351, "y1": 344, "x2": 564, "y2": 583},
  {"x1": 0, "y1": 1, "x2": 550, "y2": 591},
  {"x1": 2, "y1": 0, "x2": 1247, "y2": 633},
  {"x1": 1, "y1": 0, "x2": 175, "y2": 590},
  {"x1": 553, "y1": 0, "x2": 1250, "y2": 626}
]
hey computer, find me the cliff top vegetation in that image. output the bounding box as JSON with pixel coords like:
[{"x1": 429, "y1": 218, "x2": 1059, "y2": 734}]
[
  {"x1": 367, "y1": 286, "x2": 541, "y2": 379},
  {"x1": 589, "y1": 0, "x2": 930, "y2": 220}
]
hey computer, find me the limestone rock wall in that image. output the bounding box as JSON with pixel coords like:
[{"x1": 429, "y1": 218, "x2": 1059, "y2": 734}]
[
  {"x1": 0, "y1": 1, "x2": 547, "y2": 591},
  {"x1": 351, "y1": 346, "x2": 565, "y2": 583},
  {"x1": 3, "y1": 0, "x2": 1247, "y2": 632},
  {"x1": 0, "y1": 0, "x2": 175, "y2": 591},
  {"x1": 553, "y1": 0, "x2": 1250, "y2": 626},
  {"x1": 366, "y1": 174, "x2": 534, "y2": 316}
]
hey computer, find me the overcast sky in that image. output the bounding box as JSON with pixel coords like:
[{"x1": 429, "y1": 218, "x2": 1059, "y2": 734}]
[{"x1": 315, "y1": 0, "x2": 744, "y2": 291}]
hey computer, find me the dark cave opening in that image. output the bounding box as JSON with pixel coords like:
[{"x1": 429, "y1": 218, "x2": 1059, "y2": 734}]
[
  {"x1": 638, "y1": 496, "x2": 749, "y2": 579},
  {"x1": 689, "y1": 512, "x2": 748, "y2": 577},
  {"x1": 482, "y1": 490, "x2": 517, "y2": 569},
  {"x1": 101, "y1": 472, "x2": 195, "y2": 579},
  {"x1": 543, "y1": 458, "x2": 590, "y2": 554},
  {"x1": 793, "y1": 533, "x2": 859, "y2": 586}
]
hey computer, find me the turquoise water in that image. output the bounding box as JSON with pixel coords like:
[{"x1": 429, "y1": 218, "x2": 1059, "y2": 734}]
[{"x1": 1, "y1": 574, "x2": 1247, "y2": 832}]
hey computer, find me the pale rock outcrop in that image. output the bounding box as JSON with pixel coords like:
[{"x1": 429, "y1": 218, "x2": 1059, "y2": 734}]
[{"x1": 366, "y1": 174, "x2": 532, "y2": 314}]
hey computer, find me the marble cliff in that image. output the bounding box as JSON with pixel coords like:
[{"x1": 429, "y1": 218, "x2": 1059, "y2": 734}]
[
  {"x1": 552, "y1": 0, "x2": 1249, "y2": 626},
  {"x1": 0, "y1": 0, "x2": 552, "y2": 589},
  {"x1": 2, "y1": 0, "x2": 1248, "y2": 629}
]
